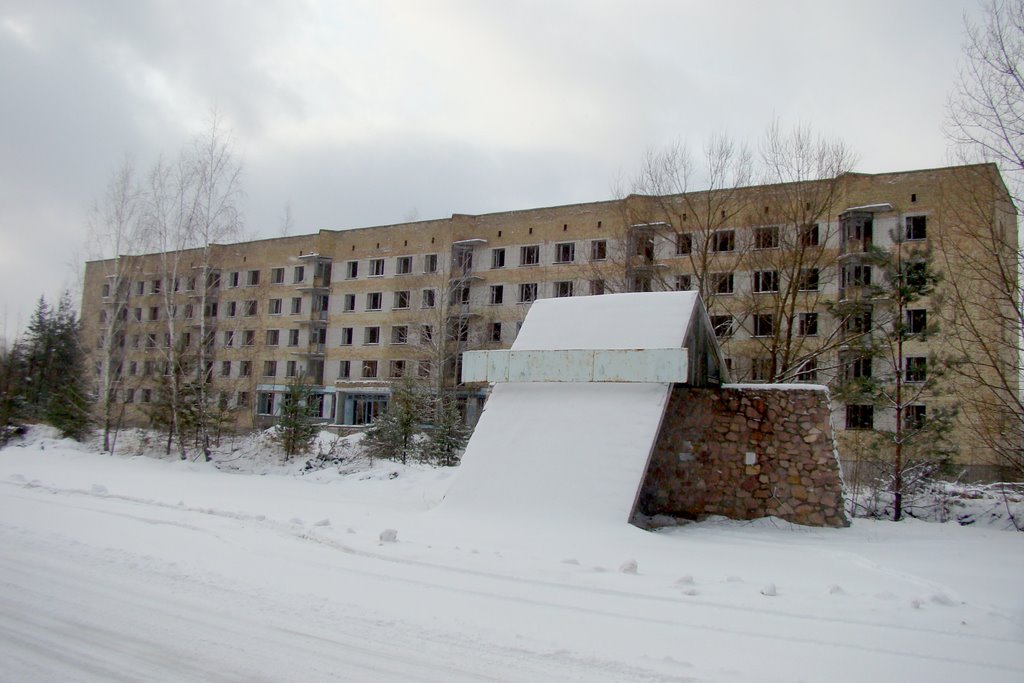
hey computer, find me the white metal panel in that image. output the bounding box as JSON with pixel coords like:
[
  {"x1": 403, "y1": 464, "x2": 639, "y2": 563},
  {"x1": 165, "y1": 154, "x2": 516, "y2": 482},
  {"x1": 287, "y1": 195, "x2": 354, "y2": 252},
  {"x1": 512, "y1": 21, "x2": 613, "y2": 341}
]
[
  {"x1": 486, "y1": 350, "x2": 510, "y2": 382},
  {"x1": 462, "y1": 349, "x2": 689, "y2": 383},
  {"x1": 507, "y1": 350, "x2": 595, "y2": 383},
  {"x1": 593, "y1": 349, "x2": 688, "y2": 383},
  {"x1": 461, "y1": 350, "x2": 491, "y2": 383}
]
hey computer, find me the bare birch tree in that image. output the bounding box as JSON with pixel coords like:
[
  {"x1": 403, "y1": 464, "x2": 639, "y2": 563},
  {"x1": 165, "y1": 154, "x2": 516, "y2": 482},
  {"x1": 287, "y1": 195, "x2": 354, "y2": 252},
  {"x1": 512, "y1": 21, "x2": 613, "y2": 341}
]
[
  {"x1": 87, "y1": 157, "x2": 145, "y2": 453},
  {"x1": 944, "y1": 0, "x2": 1024, "y2": 475}
]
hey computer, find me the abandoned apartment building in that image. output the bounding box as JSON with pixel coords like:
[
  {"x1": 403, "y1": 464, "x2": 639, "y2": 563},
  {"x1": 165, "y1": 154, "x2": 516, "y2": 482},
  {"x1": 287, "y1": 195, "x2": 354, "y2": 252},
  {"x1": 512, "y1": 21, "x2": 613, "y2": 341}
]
[{"x1": 81, "y1": 162, "x2": 1019, "y2": 471}]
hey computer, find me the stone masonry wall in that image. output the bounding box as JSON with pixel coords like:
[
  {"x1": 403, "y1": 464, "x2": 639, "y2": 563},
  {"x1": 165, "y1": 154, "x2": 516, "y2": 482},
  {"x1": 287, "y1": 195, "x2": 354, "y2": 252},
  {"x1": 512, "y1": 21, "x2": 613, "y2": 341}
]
[{"x1": 638, "y1": 386, "x2": 849, "y2": 527}]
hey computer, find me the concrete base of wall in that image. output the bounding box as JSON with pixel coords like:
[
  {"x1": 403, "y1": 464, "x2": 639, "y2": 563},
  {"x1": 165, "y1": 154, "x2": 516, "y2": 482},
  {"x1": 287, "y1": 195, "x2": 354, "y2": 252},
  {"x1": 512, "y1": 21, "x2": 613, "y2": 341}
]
[{"x1": 637, "y1": 385, "x2": 849, "y2": 528}]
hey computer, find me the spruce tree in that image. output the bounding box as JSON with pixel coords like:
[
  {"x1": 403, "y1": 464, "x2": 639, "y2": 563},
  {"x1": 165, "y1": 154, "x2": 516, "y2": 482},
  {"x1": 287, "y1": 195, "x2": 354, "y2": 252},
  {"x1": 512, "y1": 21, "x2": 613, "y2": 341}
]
[
  {"x1": 423, "y1": 394, "x2": 468, "y2": 466},
  {"x1": 274, "y1": 376, "x2": 320, "y2": 458}
]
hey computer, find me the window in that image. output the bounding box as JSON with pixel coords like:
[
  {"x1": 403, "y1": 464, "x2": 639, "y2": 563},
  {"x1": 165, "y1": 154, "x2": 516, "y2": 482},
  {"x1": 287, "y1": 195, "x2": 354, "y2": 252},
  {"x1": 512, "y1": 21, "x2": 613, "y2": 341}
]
[
  {"x1": 711, "y1": 272, "x2": 734, "y2": 295},
  {"x1": 801, "y1": 223, "x2": 820, "y2": 247},
  {"x1": 490, "y1": 322, "x2": 501, "y2": 342},
  {"x1": 710, "y1": 315, "x2": 733, "y2": 338},
  {"x1": 243, "y1": 330, "x2": 255, "y2": 346},
  {"x1": 841, "y1": 264, "x2": 872, "y2": 288},
  {"x1": 844, "y1": 355, "x2": 872, "y2": 379},
  {"x1": 396, "y1": 256, "x2": 413, "y2": 275},
  {"x1": 343, "y1": 294, "x2": 356, "y2": 312},
  {"x1": 146, "y1": 333, "x2": 157, "y2": 348},
  {"x1": 271, "y1": 267, "x2": 284, "y2": 284},
  {"x1": 288, "y1": 329, "x2": 299, "y2": 346},
  {"x1": 265, "y1": 329, "x2": 280, "y2": 346},
  {"x1": 490, "y1": 285, "x2": 504, "y2": 305},
  {"x1": 225, "y1": 301, "x2": 237, "y2": 318},
  {"x1": 180, "y1": 332, "x2": 191, "y2": 347},
  {"x1": 133, "y1": 307, "x2": 142, "y2": 321},
  {"x1": 907, "y1": 309, "x2": 927, "y2": 334},
  {"x1": 135, "y1": 281, "x2": 145, "y2": 296},
  {"x1": 421, "y1": 289, "x2": 436, "y2": 308},
  {"x1": 151, "y1": 279, "x2": 162, "y2": 294},
  {"x1": 676, "y1": 233, "x2": 692, "y2": 255},
  {"x1": 444, "y1": 283, "x2": 467, "y2": 306},
  {"x1": 676, "y1": 274, "x2": 692, "y2": 291},
  {"x1": 491, "y1": 248, "x2": 506, "y2": 269},
  {"x1": 338, "y1": 360, "x2": 351, "y2": 379},
  {"x1": 591, "y1": 239, "x2": 607, "y2": 261},
  {"x1": 269, "y1": 298, "x2": 282, "y2": 315},
  {"x1": 293, "y1": 265, "x2": 305, "y2": 283},
  {"x1": 905, "y1": 215, "x2": 927, "y2": 240},
  {"x1": 361, "y1": 360, "x2": 378, "y2": 378},
  {"x1": 364, "y1": 326, "x2": 380, "y2": 345},
  {"x1": 393, "y1": 290, "x2": 410, "y2": 309},
  {"x1": 366, "y1": 292, "x2": 382, "y2": 311},
  {"x1": 795, "y1": 359, "x2": 818, "y2": 382},
  {"x1": 519, "y1": 282, "x2": 538, "y2": 303},
  {"x1": 798, "y1": 312, "x2": 818, "y2": 337},
  {"x1": 369, "y1": 258, "x2": 384, "y2": 277},
  {"x1": 590, "y1": 279, "x2": 606, "y2": 295},
  {"x1": 754, "y1": 226, "x2": 779, "y2": 250},
  {"x1": 221, "y1": 361, "x2": 231, "y2": 377},
  {"x1": 263, "y1": 361, "x2": 277, "y2": 377},
  {"x1": 240, "y1": 361, "x2": 252, "y2": 377},
  {"x1": 520, "y1": 245, "x2": 540, "y2": 266},
  {"x1": 244, "y1": 300, "x2": 257, "y2": 316},
  {"x1": 258, "y1": 392, "x2": 274, "y2": 415},
  {"x1": 204, "y1": 301, "x2": 218, "y2": 318},
  {"x1": 141, "y1": 388, "x2": 152, "y2": 404},
  {"x1": 131, "y1": 334, "x2": 140, "y2": 349},
  {"x1": 904, "y1": 404, "x2": 927, "y2": 430},
  {"x1": 247, "y1": 270, "x2": 260, "y2": 286},
  {"x1": 753, "y1": 270, "x2": 779, "y2": 293},
  {"x1": 282, "y1": 360, "x2": 296, "y2": 378},
  {"x1": 228, "y1": 272, "x2": 240, "y2": 288},
  {"x1": 753, "y1": 314, "x2": 775, "y2": 337},
  {"x1": 447, "y1": 317, "x2": 469, "y2": 342},
  {"x1": 418, "y1": 360, "x2": 432, "y2": 378},
  {"x1": 711, "y1": 230, "x2": 735, "y2": 252},
  {"x1": 129, "y1": 361, "x2": 138, "y2": 376},
  {"x1": 391, "y1": 326, "x2": 408, "y2": 344},
  {"x1": 634, "y1": 276, "x2": 652, "y2": 292},
  {"x1": 237, "y1": 391, "x2": 250, "y2": 407},
  {"x1": 751, "y1": 358, "x2": 773, "y2": 381},
  {"x1": 99, "y1": 309, "x2": 108, "y2": 323},
  {"x1": 124, "y1": 388, "x2": 135, "y2": 404},
  {"x1": 340, "y1": 327, "x2": 354, "y2": 345},
  {"x1": 798, "y1": 268, "x2": 820, "y2": 292},
  {"x1": 420, "y1": 325, "x2": 433, "y2": 344},
  {"x1": 555, "y1": 242, "x2": 575, "y2": 263},
  {"x1": 148, "y1": 306, "x2": 159, "y2": 321},
  {"x1": 346, "y1": 261, "x2": 358, "y2": 279},
  {"x1": 905, "y1": 357, "x2": 927, "y2": 382},
  {"x1": 223, "y1": 330, "x2": 234, "y2": 347},
  {"x1": 387, "y1": 360, "x2": 404, "y2": 379},
  {"x1": 424, "y1": 254, "x2": 438, "y2": 273},
  {"x1": 554, "y1": 281, "x2": 574, "y2": 297},
  {"x1": 846, "y1": 405, "x2": 874, "y2": 430},
  {"x1": 845, "y1": 308, "x2": 873, "y2": 335}
]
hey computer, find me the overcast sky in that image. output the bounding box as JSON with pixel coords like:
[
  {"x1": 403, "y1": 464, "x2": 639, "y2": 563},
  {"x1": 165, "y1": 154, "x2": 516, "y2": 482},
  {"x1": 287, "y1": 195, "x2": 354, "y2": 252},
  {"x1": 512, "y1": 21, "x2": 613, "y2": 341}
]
[{"x1": 0, "y1": 0, "x2": 985, "y2": 337}]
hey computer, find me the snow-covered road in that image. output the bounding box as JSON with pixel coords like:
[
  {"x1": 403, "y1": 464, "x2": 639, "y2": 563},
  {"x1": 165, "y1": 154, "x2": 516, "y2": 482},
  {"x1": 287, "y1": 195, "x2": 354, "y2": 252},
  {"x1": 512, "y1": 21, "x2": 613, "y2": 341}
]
[{"x1": 1, "y1": 442, "x2": 1022, "y2": 682}]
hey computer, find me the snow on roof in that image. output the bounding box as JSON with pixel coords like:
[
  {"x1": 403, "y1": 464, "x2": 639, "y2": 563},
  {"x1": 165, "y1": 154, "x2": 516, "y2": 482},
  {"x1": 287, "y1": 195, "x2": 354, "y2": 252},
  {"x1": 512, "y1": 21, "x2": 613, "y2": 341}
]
[{"x1": 512, "y1": 291, "x2": 699, "y2": 351}]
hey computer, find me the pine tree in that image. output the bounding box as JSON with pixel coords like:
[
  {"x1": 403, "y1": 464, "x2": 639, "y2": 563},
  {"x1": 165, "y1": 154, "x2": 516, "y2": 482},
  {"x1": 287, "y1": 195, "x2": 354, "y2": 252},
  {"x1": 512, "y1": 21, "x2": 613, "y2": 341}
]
[
  {"x1": 274, "y1": 376, "x2": 321, "y2": 458},
  {"x1": 835, "y1": 220, "x2": 955, "y2": 521},
  {"x1": 44, "y1": 293, "x2": 92, "y2": 440},
  {"x1": 0, "y1": 338, "x2": 26, "y2": 445},
  {"x1": 361, "y1": 376, "x2": 430, "y2": 464},
  {"x1": 423, "y1": 394, "x2": 468, "y2": 466}
]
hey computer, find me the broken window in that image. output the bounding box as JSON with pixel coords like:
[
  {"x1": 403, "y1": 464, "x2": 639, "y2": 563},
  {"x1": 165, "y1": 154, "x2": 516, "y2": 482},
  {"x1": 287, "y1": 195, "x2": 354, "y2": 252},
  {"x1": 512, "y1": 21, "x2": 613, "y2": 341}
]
[
  {"x1": 520, "y1": 245, "x2": 540, "y2": 266},
  {"x1": 905, "y1": 215, "x2": 927, "y2": 241},
  {"x1": 396, "y1": 256, "x2": 413, "y2": 275},
  {"x1": 754, "y1": 226, "x2": 779, "y2": 250},
  {"x1": 491, "y1": 248, "x2": 506, "y2": 269},
  {"x1": 554, "y1": 281, "x2": 573, "y2": 297},
  {"x1": 591, "y1": 240, "x2": 607, "y2": 261},
  {"x1": 554, "y1": 242, "x2": 575, "y2": 263},
  {"x1": 711, "y1": 230, "x2": 734, "y2": 252},
  {"x1": 845, "y1": 405, "x2": 874, "y2": 430},
  {"x1": 518, "y1": 282, "x2": 538, "y2": 303}
]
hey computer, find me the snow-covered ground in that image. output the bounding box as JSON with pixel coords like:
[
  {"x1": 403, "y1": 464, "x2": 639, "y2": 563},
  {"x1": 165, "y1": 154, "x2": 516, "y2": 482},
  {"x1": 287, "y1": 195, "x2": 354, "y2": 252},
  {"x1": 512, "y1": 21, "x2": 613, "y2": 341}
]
[{"x1": 1, "y1": 428, "x2": 1022, "y2": 682}]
